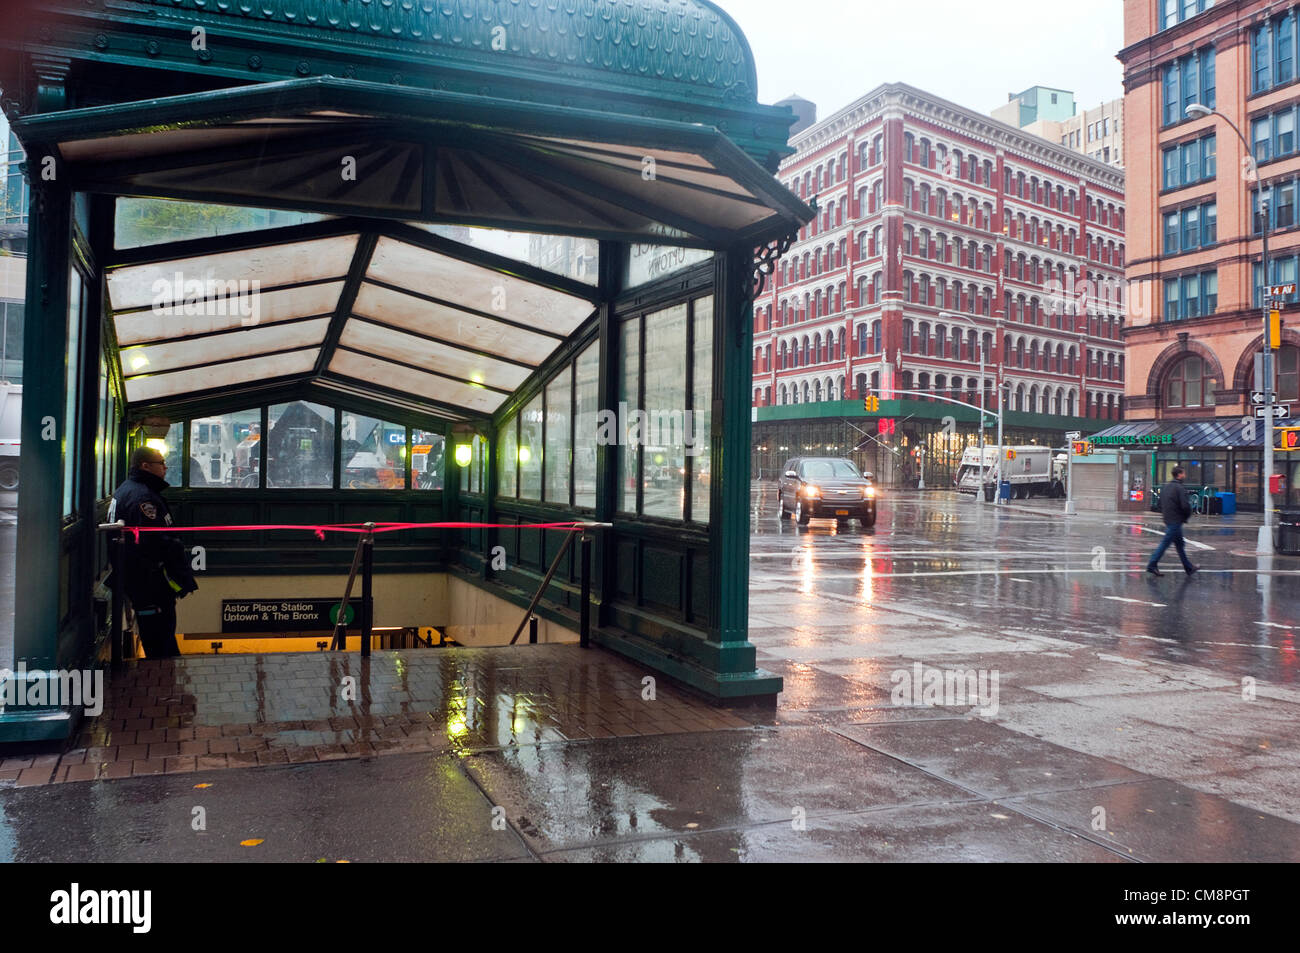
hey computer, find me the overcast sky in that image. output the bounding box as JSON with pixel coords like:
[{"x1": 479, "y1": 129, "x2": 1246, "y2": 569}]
[{"x1": 730, "y1": 0, "x2": 1126, "y2": 122}]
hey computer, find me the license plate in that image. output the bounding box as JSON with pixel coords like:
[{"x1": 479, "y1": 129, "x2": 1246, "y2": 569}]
[{"x1": 835, "y1": 509, "x2": 849, "y2": 516}]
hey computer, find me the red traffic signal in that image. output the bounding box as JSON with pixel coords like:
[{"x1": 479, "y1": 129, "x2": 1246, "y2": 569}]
[
  {"x1": 877, "y1": 417, "x2": 895, "y2": 436},
  {"x1": 1280, "y1": 428, "x2": 1300, "y2": 451}
]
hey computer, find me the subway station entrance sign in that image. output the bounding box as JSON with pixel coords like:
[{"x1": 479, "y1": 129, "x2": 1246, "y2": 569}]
[{"x1": 221, "y1": 600, "x2": 361, "y2": 634}]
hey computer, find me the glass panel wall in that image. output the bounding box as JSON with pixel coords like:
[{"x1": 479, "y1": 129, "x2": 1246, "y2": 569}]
[
  {"x1": 467, "y1": 433, "x2": 487, "y2": 495},
  {"x1": 691, "y1": 296, "x2": 713, "y2": 523},
  {"x1": 498, "y1": 416, "x2": 517, "y2": 497},
  {"x1": 642, "y1": 303, "x2": 688, "y2": 520},
  {"x1": 62, "y1": 269, "x2": 83, "y2": 516},
  {"x1": 341, "y1": 412, "x2": 406, "y2": 489},
  {"x1": 265, "y1": 402, "x2": 331, "y2": 488},
  {"x1": 518, "y1": 394, "x2": 543, "y2": 501},
  {"x1": 412, "y1": 430, "x2": 445, "y2": 490},
  {"x1": 618, "y1": 317, "x2": 640, "y2": 514},
  {"x1": 573, "y1": 341, "x2": 599, "y2": 509},
  {"x1": 191, "y1": 409, "x2": 262, "y2": 487},
  {"x1": 545, "y1": 367, "x2": 572, "y2": 504}
]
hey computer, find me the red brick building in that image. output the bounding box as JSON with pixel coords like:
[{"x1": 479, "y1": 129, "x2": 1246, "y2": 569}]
[
  {"x1": 752, "y1": 84, "x2": 1126, "y2": 487},
  {"x1": 1118, "y1": 0, "x2": 1300, "y2": 509}
]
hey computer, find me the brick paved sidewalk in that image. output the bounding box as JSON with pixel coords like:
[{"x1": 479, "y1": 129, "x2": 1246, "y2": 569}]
[{"x1": 0, "y1": 646, "x2": 757, "y2": 787}]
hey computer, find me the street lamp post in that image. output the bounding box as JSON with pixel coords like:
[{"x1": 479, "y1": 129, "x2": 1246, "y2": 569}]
[{"x1": 1186, "y1": 103, "x2": 1273, "y2": 552}]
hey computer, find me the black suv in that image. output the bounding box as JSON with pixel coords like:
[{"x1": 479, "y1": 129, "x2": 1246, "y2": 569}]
[{"x1": 778, "y1": 457, "x2": 877, "y2": 527}]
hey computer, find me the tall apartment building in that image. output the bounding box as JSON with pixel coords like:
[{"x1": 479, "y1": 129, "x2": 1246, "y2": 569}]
[
  {"x1": 752, "y1": 83, "x2": 1126, "y2": 488},
  {"x1": 1117, "y1": 0, "x2": 1300, "y2": 510},
  {"x1": 996, "y1": 87, "x2": 1125, "y2": 167}
]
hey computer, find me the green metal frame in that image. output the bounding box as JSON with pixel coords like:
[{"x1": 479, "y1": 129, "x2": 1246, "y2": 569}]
[{"x1": 1, "y1": 1, "x2": 812, "y2": 743}]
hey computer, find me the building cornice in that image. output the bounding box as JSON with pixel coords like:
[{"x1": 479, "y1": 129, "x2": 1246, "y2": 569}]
[{"x1": 787, "y1": 83, "x2": 1126, "y2": 191}]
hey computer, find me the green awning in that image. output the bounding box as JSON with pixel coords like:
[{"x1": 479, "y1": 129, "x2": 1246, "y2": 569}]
[{"x1": 15, "y1": 77, "x2": 810, "y2": 248}]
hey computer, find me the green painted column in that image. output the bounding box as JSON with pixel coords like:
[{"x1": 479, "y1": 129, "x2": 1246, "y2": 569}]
[
  {"x1": 12, "y1": 183, "x2": 72, "y2": 672},
  {"x1": 704, "y1": 246, "x2": 766, "y2": 686}
]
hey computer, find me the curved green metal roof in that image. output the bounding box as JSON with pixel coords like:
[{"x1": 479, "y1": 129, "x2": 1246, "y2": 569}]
[{"x1": 141, "y1": 0, "x2": 758, "y2": 101}]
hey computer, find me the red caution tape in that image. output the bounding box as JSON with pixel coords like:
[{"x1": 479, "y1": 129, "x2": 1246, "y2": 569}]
[{"x1": 121, "y1": 520, "x2": 589, "y2": 543}]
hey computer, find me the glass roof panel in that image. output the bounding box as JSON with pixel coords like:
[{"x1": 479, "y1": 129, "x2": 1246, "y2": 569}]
[
  {"x1": 124, "y1": 349, "x2": 320, "y2": 404},
  {"x1": 367, "y1": 237, "x2": 595, "y2": 333},
  {"x1": 328, "y1": 350, "x2": 504, "y2": 415},
  {"x1": 352, "y1": 281, "x2": 562, "y2": 367},
  {"x1": 113, "y1": 281, "x2": 344, "y2": 346},
  {"x1": 416, "y1": 224, "x2": 600, "y2": 285},
  {"x1": 121, "y1": 318, "x2": 332, "y2": 379},
  {"x1": 106, "y1": 234, "x2": 359, "y2": 311},
  {"x1": 115, "y1": 198, "x2": 330, "y2": 250},
  {"x1": 338, "y1": 319, "x2": 530, "y2": 392}
]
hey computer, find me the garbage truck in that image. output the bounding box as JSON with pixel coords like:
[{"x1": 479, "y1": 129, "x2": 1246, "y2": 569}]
[
  {"x1": 955, "y1": 445, "x2": 1066, "y2": 500},
  {"x1": 0, "y1": 382, "x2": 20, "y2": 491}
]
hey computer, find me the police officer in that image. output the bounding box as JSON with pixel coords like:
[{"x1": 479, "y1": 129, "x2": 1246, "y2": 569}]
[{"x1": 109, "y1": 446, "x2": 198, "y2": 658}]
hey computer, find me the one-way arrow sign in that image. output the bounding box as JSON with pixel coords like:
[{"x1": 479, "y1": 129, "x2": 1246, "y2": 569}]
[
  {"x1": 1252, "y1": 390, "x2": 1268, "y2": 405},
  {"x1": 1256, "y1": 404, "x2": 1291, "y2": 419}
]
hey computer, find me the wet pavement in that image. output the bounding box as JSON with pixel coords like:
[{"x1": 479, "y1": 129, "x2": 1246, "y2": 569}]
[{"x1": 1, "y1": 487, "x2": 1299, "y2": 861}]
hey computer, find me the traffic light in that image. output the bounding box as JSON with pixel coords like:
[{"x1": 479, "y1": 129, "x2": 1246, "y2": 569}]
[
  {"x1": 877, "y1": 417, "x2": 895, "y2": 436},
  {"x1": 1272, "y1": 310, "x2": 1284, "y2": 350},
  {"x1": 1071, "y1": 440, "x2": 1091, "y2": 456},
  {"x1": 1280, "y1": 427, "x2": 1300, "y2": 451},
  {"x1": 863, "y1": 393, "x2": 879, "y2": 413}
]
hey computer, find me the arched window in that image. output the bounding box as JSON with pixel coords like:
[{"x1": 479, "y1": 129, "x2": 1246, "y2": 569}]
[
  {"x1": 936, "y1": 325, "x2": 947, "y2": 358},
  {"x1": 871, "y1": 320, "x2": 882, "y2": 353},
  {"x1": 1166, "y1": 355, "x2": 1215, "y2": 408},
  {"x1": 1053, "y1": 390, "x2": 1062, "y2": 415},
  {"x1": 1015, "y1": 384, "x2": 1025, "y2": 412},
  {"x1": 814, "y1": 380, "x2": 823, "y2": 402},
  {"x1": 779, "y1": 384, "x2": 788, "y2": 405},
  {"x1": 918, "y1": 372, "x2": 931, "y2": 400},
  {"x1": 855, "y1": 373, "x2": 866, "y2": 397},
  {"x1": 857, "y1": 323, "x2": 868, "y2": 356},
  {"x1": 918, "y1": 321, "x2": 931, "y2": 356},
  {"x1": 812, "y1": 333, "x2": 822, "y2": 364},
  {"x1": 902, "y1": 319, "x2": 914, "y2": 353}
]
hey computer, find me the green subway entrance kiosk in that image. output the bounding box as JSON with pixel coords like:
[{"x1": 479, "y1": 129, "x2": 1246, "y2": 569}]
[{"x1": 0, "y1": 0, "x2": 811, "y2": 741}]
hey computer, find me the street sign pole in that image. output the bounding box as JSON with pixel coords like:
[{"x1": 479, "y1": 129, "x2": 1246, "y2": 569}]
[{"x1": 1263, "y1": 195, "x2": 1275, "y2": 554}]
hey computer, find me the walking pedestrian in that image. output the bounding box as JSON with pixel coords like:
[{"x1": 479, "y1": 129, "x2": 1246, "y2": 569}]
[{"x1": 1146, "y1": 465, "x2": 1200, "y2": 577}]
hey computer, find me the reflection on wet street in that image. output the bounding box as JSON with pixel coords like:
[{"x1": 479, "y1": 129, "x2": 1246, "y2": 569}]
[
  {"x1": 750, "y1": 483, "x2": 1300, "y2": 682},
  {"x1": 3, "y1": 488, "x2": 1300, "y2": 862}
]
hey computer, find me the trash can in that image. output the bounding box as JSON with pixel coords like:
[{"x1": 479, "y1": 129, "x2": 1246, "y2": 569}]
[
  {"x1": 1276, "y1": 507, "x2": 1300, "y2": 554},
  {"x1": 983, "y1": 483, "x2": 996, "y2": 502},
  {"x1": 999, "y1": 481, "x2": 1011, "y2": 501},
  {"x1": 1218, "y1": 492, "x2": 1236, "y2": 515}
]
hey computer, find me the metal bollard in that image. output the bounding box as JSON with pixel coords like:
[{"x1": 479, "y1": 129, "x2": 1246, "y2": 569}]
[
  {"x1": 580, "y1": 534, "x2": 591, "y2": 648},
  {"x1": 360, "y1": 522, "x2": 374, "y2": 658}
]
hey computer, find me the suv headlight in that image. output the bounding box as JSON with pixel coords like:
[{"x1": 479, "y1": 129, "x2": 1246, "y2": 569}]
[
  {"x1": 802, "y1": 484, "x2": 821, "y2": 498},
  {"x1": 864, "y1": 486, "x2": 876, "y2": 498}
]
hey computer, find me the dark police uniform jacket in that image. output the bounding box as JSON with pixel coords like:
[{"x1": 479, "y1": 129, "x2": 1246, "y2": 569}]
[
  {"x1": 1159, "y1": 479, "x2": 1193, "y2": 526},
  {"x1": 108, "y1": 468, "x2": 198, "y2": 608}
]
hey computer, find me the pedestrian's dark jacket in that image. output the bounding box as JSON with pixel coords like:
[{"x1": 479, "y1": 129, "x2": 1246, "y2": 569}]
[
  {"x1": 109, "y1": 467, "x2": 198, "y2": 607},
  {"x1": 1159, "y1": 478, "x2": 1193, "y2": 526}
]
